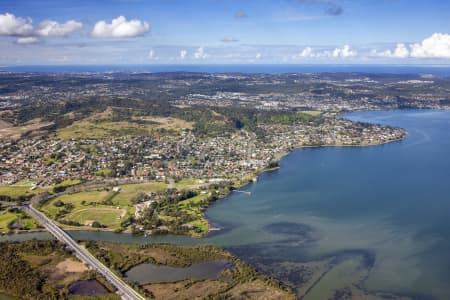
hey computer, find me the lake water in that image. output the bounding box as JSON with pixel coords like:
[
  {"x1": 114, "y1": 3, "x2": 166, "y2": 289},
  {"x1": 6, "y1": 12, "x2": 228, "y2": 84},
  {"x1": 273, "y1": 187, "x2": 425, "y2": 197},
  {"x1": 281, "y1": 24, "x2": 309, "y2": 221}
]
[
  {"x1": 2, "y1": 109, "x2": 450, "y2": 299},
  {"x1": 203, "y1": 109, "x2": 450, "y2": 299},
  {"x1": 125, "y1": 259, "x2": 231, "y2": 284}
]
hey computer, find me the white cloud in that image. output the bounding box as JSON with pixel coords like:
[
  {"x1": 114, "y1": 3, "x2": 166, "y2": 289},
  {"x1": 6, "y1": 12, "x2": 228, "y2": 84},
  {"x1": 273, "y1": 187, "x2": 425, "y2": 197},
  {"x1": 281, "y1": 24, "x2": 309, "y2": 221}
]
[
  {"x1": 293, "y1": 45, "x2": 356, "y2": 59},
  {"x1": 255, "y1": 53, "x2": 262, "y2": 59},
  {"x1": 297, "y1": 46, "x2": 315, "y2": 58},
  {"x1": 15, "y1": 36, "x2": 39, "y2": 44},
  {"x1": 36, "y1": 20, "x2": 82, "y2": 37},
  {"x1": 194, "y1": 47, "x2": 207, "y2": 59},
  {"x1": 332, "y1": 45, "x2": 357, "y2": 58},
  {"x1": 180, "y1": 50, "x2": 187, "y2": 59},
  {"x1": 148, "y1": 49, "x2": 155, "y2": 59},
  {"x1": 92, "y1": 16, "x2": 150, "y2": 38},
  {"x1": 0, "y1": 13, "x2": 82, "y2": 45},
  {"x1": 393, "y1": 43, "x2": 410, "y2": 58},
  {"x1": 410, "y1": 33, "x2": 450, "y2": 58},
  {"x1": 0, "y1": 13, "x2": 33, "y2": 36},
  {"x1": 371, "y1": 43, "x2": 410, "y2": 58}
]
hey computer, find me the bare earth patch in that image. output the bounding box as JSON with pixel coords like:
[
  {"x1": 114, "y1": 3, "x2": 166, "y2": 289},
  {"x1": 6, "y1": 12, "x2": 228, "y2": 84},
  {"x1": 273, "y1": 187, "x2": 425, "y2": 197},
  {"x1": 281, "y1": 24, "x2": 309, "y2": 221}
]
[
  {"x1": 0, "y1": 118, "x2": 53, "y2": 140},
  {"x1": 134, "y1": 116, "x2": 194, "y2": 130},
  {"x1": 227, "y1": 279, "x2": 295, "y2": 300},
  {"x1": 143, "y1": 279, "x2": 227, "y2": 300},
  {"x1": 47, "y1": 258, "x2": 88, "y2": 282}
]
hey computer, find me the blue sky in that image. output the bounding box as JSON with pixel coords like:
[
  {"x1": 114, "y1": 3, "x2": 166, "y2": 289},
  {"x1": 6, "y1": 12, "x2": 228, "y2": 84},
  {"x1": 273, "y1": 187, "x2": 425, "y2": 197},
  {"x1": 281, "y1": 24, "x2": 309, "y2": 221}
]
[{"x1": 1, "y1": 0, "x2": 450, "y2": 64}]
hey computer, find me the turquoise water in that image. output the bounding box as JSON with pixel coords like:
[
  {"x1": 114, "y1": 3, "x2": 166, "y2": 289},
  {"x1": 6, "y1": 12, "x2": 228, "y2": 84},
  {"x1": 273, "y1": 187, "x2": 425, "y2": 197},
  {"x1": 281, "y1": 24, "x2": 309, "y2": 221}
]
[
  {"x1": 203, "y1": 109, "x2": 450, "y2": 299},
  {"x1": 2, "y1": 109, "x2": 450, "y2": 299}
]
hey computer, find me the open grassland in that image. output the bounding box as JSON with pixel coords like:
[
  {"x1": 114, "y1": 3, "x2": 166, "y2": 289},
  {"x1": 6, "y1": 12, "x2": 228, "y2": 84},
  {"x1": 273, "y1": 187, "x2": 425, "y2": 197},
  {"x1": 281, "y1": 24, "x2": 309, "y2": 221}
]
[
  {"x1": 0, "y1": 118, "x2": 53, "y2": 141},
  {"x1": 144, "y1": 279, "x2": 228, "y2": 300},
  {"x1": 173, "y1": 178, "x2": 202, "y2": 189},
  {"x1": 55, "y1": 179, "x2": 82, "y2": 188},
  {"x1": 41, "y1": 190, "x2": 111, "y2": 218},
  {"x1": 301, "y1": 110, "x2": 322, "y2": 116},
  {"x1": 41, "y1": 182, "x2": 167, "y2": 230},
  {"x1": 57, "y1": 115, "x2": 193, "y2": 139},
  {"x1": 114, "y1": 182, "x2": 167, "y2": 206},
  {"x1": 67, "y1": 208, "x2": 125, "y2": 227},
  {"x1": 0, "y1": 206, "x2": 39, "y2": 232},
  {"x1": 133, "y1": 116, "x2": 193, "y2": 130},
  {"x1": 174, "y1": 193, "x2": 210, "y2": 236},
  {"x1": 0, "y1": 211, "x2": 17, "y2": 231},
  {"x1": 0, "y1": 181, "x2": 47, "y2": 200}
]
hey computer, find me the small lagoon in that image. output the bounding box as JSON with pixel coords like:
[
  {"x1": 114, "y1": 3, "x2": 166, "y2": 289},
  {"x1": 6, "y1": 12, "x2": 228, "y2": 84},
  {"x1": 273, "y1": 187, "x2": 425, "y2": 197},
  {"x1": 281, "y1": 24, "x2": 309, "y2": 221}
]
[{"x1": 125, "y1": 259, "x2": 232, "y2": 284}]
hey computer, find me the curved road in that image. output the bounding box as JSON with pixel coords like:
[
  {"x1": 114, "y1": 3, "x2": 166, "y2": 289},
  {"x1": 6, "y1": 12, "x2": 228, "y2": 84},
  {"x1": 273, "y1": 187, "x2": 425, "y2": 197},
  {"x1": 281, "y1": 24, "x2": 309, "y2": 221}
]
[{"x1": 24, "y1": 204, "x2": 146, "y2": 300}]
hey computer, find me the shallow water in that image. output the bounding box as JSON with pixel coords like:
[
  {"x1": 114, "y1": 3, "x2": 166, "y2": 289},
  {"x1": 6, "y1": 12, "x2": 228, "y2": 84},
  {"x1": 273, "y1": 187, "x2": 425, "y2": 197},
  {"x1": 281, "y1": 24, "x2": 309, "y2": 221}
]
[
  {"x1": 2, "y1": 110, "x2": 450, "y2": 299},
  {"x1": 125, "y1": 259, "x2": 231, "y2": 284},
  {"x1": 204, "y1": 109, "x2": 450, "y2": 299},
  {"x1": 68, "y1": 280, "x2": 108, "y2": 296}
]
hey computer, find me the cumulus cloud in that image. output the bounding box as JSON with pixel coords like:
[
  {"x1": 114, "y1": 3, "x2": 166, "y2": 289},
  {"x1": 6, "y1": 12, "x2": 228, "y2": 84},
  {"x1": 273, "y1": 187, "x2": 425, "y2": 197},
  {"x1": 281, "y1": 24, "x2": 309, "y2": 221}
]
[
  {"x1": 194, "y1": 47, "x2": 207, "y2": 59},
  {"x1": 36, "y1": 20, "x2": 83, "y2": 37},
  {"x1": 0, "y1": 13, "x2": 83, "y2": 45},
  {"x1": 221, "y1": 36, "x2": 239, "y2": 43},
  {"x1": 92, "y1": 16, "x2": 150, "y2": 38},
  {"x1": 293, "y1": 45, "x2": 357, "y2": 59},
  {"x1": 0, "y1": 13, "x2": 33, "y2": 36},
  {"x1": 332, "y1": 45, "x2": 357, "y2": 58},
  {"x1": 15, "y1": 37, "x2": 39, "y2": 44},
  {"x1": 410, "y1": 33, "x2": 450, "y2": 58},
  {"x1": 371, "y1": 43, "x2": 409, "y2": 58},
  {"x1": 369, "y1": 34, "x2": 450, "y2": 59},
  {"x1": 255, "y1": 53, "x2": 262, "y2": 59},
  {"x1": 297, "y1": 47, "x2": 315, "y2": 58},
  {"x1": 180, "y1": 50, "x2": 187, "y2": 59}
]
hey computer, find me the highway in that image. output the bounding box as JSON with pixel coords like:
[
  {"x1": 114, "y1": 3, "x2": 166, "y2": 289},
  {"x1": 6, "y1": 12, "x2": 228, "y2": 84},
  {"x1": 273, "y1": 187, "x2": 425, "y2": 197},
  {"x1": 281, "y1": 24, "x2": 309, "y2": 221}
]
[{"x1": 24, "y1": 204, "x2": 146, "y2": 300}]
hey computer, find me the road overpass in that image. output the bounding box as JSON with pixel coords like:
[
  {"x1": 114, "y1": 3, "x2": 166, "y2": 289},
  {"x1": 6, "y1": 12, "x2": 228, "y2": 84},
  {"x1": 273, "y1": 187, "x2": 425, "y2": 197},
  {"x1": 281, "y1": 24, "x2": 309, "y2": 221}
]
[{"x1": 24, "y1": 204, "x2": 146, "y2": 300}]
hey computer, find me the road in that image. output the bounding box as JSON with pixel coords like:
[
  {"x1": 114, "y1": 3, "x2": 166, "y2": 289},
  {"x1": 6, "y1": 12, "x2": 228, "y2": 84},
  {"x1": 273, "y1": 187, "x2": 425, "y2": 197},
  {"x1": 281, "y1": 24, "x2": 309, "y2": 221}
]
[{"x1": 23, "y1": 204, "x2": 146, "y2": 300}]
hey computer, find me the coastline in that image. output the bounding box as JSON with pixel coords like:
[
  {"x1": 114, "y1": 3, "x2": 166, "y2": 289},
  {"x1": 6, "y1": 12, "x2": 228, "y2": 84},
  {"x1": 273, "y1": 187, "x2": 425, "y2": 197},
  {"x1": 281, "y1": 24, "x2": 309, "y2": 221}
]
[
  {"x1": 1, "y1": 130, "x2": 407, "y2": 238},
  {"x1": 204, "y1": 128, "x2": 407, "y2": 236},
  {"x1": 2, "y1": 113, "x2": 408, "y2": 238}
]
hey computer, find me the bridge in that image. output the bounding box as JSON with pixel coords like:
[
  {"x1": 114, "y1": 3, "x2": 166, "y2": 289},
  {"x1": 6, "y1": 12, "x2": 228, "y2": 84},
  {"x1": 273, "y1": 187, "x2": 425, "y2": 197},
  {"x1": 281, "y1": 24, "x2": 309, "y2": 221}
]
[{"x1": 23, "y1": 204, "x2": 146, "y2": 300}]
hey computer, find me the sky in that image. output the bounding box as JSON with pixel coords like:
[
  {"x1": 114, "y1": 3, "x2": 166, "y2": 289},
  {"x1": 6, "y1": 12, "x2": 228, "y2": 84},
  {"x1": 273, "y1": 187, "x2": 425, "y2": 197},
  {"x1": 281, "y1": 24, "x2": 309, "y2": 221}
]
[{"x1": 1, "y1": 0, "x2": 450, "y2": 65}]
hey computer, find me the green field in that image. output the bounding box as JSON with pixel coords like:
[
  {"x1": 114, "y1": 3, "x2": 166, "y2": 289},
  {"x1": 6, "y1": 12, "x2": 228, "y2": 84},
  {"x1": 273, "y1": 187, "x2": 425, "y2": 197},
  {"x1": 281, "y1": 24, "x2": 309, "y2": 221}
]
[
  {"x1": 67, "y1": 208, "x2": 125, "y2": 227},
  {"x1": 174, "y1": 178, "x2": 201, "y2": 189},
  {"x1": 0, "y1": 209, "x2": 38, "y2": 232},
  {"x1": 40, "y1": 190, "x2": 111, "y2": 218},
  {"x1": 175, "y1": 193, "x2": 210, "y2": 236},
  {"x1": 0, "y1": 181, "x2": 47, "y2": 200},
  {"x1": 40, "y1": 182, "x2": 167, "y2": 230},
  {"x1": 54, "y1": 179, "x2": 82, "y2": 188},
  {"x1": 57, "y1": 121, "x2": 150, "y2": 139},
  {"x1": 56, "y1": 115, "x2": 193, "y2": 140},
  {"x1": 0, "y1": 212, "x2": 17, "y2": 231},
  {"x1": 301, "y1": 110, "x2": 322, "y2": 116},
  {"x1": 115, "y1": 182, "x2": 167, "y2": 206}
]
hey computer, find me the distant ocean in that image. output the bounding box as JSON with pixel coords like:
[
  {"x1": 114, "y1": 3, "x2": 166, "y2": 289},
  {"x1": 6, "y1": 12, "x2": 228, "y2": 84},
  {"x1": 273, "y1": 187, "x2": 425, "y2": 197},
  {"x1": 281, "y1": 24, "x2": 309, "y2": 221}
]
[{"x1": 2, "y1": 64, "x2": 450, "y2": 76}]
